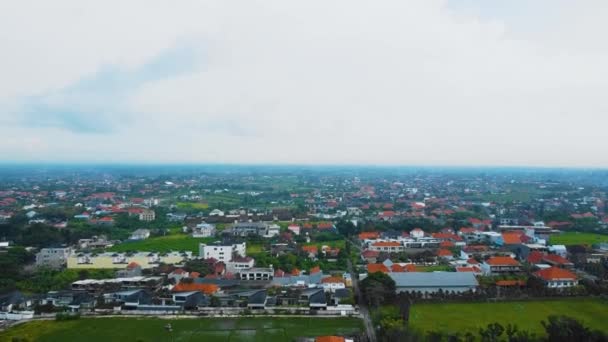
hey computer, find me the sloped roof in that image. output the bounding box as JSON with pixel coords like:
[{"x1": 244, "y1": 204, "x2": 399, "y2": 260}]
[
  {"x1": 535, "y1": 267, "x2": 577, "y2": 281},
  {"x1": 486, "y1": 256, "x2": 520, "y2": 266}
]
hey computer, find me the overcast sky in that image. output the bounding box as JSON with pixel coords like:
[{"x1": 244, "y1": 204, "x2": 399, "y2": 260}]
[{"x1": 1, "y1": 0, "x2": 607, "y2": 167}]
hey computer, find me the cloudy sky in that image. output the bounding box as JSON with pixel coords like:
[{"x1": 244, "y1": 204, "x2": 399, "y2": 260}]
[{"x1": 1, "y1": 0, "x2": 607, "y2": 167}]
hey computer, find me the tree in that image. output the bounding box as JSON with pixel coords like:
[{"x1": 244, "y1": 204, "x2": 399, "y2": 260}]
[
  {"x1": 479, "y1": 323, "x2": 504, "y2": 342},
  {"x1": 360, "y1": 272, "x2": 396, "y2": 308},
  {"x1": 542, "y1": 315, "x2": 607, "y2": 342}
]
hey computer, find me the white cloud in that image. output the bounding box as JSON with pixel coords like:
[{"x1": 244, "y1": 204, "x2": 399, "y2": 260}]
[{"x1": 1, "y1": 0, "x2": 607, "y2": 166}]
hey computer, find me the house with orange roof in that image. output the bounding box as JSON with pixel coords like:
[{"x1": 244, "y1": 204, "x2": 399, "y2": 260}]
[
  {"x1": 172, "y1": 282, "x2": 219, "y2": 295},
  {"x1": 542, "y1": 254, "x2": 574, "y2": 268},
  {"x1": 496, "y1": 280, "x2": 526, "y2": 287},
  {"x1": 534, "y1": 267, "x2": 578, "y2": 288},
  {"x1": 501, "y1": 232, "x2": 525, "y2": 245},
  {"x1": 481, "y1": 256, "x2": 522, "y2": 275},
  {"x1": 361, "y1": 250, "x2": 380, "y2": 263},
  {"x1": 437, "y1": 249, "x2": 454, "y2": 260},
  {"x1": 456, "y1": 266, "x2": 482, "y2": 275},
  {"x1": 367, "y1": 263, "x2": 390, "y2": 274},
  {"x1": 321, "y1": 276, "x2": 346, "y2": 292},
  {"x1": 310, "y1": 266, "x2": 322, "y2": 274},
  {"x1": 301, "y1": 245, "x2": 319, "y2": 259},
  {"x1": 358, "y1": 232, "x2": 380, "y2": 240}
]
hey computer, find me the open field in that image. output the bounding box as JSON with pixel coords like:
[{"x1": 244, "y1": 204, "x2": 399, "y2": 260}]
[
  {"x1": 109, "y1": 234, "x2": 217, "y2": 253},
  {"x1": 176, "y1": 202, "x2": 210, "y2": 210},
  {"x1": 0, "y1": 317, "x2": 363, "y2": 342},
  {"x1": 409, "y1": 298, "x2": 608, "y2": 336},
  {"x1": 549, "y1": 232, "x2": 608, "y2": 246}
]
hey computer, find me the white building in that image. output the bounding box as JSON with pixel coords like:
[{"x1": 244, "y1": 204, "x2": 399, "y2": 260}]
[
  {"x1": 410, "y1": 228, "x2": 425, "y2": 238},
  {"x1": 192, "y1": 223, "x2": 216, "y2": 238},
  {"x1": 129, "y1": 229, "x2": 151, "y2": 241},
  {"x1": 199, "y1": 242, "x2": 246, "y2": 262},
  {"x1": 288, "y1": 224, "x2": 301, "y2": 235}
]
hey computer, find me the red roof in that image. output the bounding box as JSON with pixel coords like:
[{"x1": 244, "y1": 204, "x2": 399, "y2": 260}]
[
  {"x1": 467, "y1": 258, "x2": 480, "y2": 265},
  {"x1": 535, "y1": 267, "x2": 577, "y2": 281},
  {"x1": 459, "y1": 227, "x2": 477, "y2": 234},
  {"x1": 310, "y1": 266, "x2": 321, "y2": 274},
  {"x1": 486, "y1": 256, "x2": 520, "y2": 266},
  {"x1": 502, "y1": 232, "x2": 524, "y2": 245},
  {"x1": 496, "y1": 280, "x2": 526, "y2": 286},
  {"x1": 361, "y1": 250, "x2": 380, "y2": 258},
  {"x1": 274, "y1": 269, "x2": 286, "y2": 277},
  {"x1": 291, "y1": 268, "x2": 301, "y2": 276},
  {"x1": 172, "y1": 282, "x2": 219, "y2": 294},
  {"x1": 302, "y1": 245, "x2": 319, "y2": 254},
  {"x1": 316, "y1": 336, "x2": 345, "y2": 342},
  {"x1": 367, "y1": 264, "x2": 389, "y2": 273},
  {"x1": 372, "y1": 241, "x2": 401, "y2": 247},
  {"x1": 321, "y1": 276, "x2": 344, "y2": 284},
  {"x1": 456, "y1": 266, "x2": 479, "y2": 273},
  {"x1": 542, "y1": 254, "x2": 572, "y2": 266},
  {"x1": 358, "y1": 232, "x2": 380, "y2": 240},
  {"x1": 437, "y1": 249, "x2": 453, "y2": 257},
  {"x1": 527, "y1": 251, "x2": 545, "y2": 264},
  {"x1": 317, "y1": 222, "x2": 334, "y2": 229},
  {"x1": 126, "y1": 262, "x2": 140, "y2": 269}
]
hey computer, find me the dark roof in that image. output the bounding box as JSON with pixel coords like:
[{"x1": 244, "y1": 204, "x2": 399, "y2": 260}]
[
  {"x1": 309, "y1": 290, "x2": 326, "y2": 305},
  {"x1": 247, "y1": 290, "x2": 267, "y2": 305},
  {"x1": 333, "y1": 288, "x2": 351, "y2": 299},
  {"x1": 0, "y1": 291, "x2": 27, "y2": 306},
  {"x1": 389, "y1": 273, "x2": 478, "y2": 288}
]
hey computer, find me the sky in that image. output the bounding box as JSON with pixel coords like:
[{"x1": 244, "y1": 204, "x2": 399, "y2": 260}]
[{"x1": 1, "y1": 0, "x2": 607, "y2": 167}]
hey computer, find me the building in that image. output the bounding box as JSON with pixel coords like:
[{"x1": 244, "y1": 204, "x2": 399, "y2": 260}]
[
  {"x1": 138, "y1": 210, "x2": 156, "y2": 222},
  {"x1": 192, "y1": 223, "x2": 216, "y2": 238},
  {"x1": 239, "y1": 267, "x2": 274, "y2": 281},
  {"x1": 226, "y1": 256, "x2": 255, "y2": 273},
  {"x1": 321, "y1": 276, "x2": 346, "y2": 293},
  {"x1": 534, "y1": 267, "x2": 578, "y2": 288},
  {"x1": 368, "y1": 241, "x2": 404, "y2": 253},
  {"x1": 389, "y1": 272, "x2": 478, "y2": 294},
  {"x1": 264, "y1": 224, "x2": 280, "y2": 238},
  {"x1": 36, "y1": 247, "x2": 71, "y2": 269},
  {"x1": 287, "y1": 224, "x2": 301, "y2": 236},
  {"x1": 129, "y1": 229, "x2": 151, "y2": 241},
  {"x1": 226, "y1": 222, "x2": 270, "y2": 237},
  {"x1": 481, "y1": 256, "x2": 523, "y2": 275},
  {"x1": 67, "y1": 252, "x2": 192, "y2": 269},
  {"x1": 199, "y1": 242, "x2": 246, "y2": 262}
]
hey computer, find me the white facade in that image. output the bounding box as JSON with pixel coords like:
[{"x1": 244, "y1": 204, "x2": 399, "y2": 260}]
[
  {"x1": 288, "y1": 225, "x2": 301, "y2": 235},
  {"x1": 192, "y1": 223, "x2": 216, "y2": 238},
  {"x1": 199, "y1": 242, "x2": 246, "y2": 262}
]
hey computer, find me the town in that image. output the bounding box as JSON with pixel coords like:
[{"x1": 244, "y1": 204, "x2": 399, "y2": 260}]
[{"x1": 1, "y1": 165, "x2": 608, "y2": 341}]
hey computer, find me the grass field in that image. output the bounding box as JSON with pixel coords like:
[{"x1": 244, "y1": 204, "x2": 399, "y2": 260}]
[
  {"x1": 246, "y1": 243, "x2": 265, "y2": 255},
  {"x1": 409, "y1": 298, "x2": 608, "y2": 336},
  {"x1": 176, "y1": 202, "x2": 209, "y2": 210},
  {"x1": 0, "y1": 317, "x2": 363, "y2": 342},
  {"x1": 109, "y1": 234, "x2": 217, "y2": 253},
  {"x1": 549, "y1": 232, "x2": 608, "y2": 246}
]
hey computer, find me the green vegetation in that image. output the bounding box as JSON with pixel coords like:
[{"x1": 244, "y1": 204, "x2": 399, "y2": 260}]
[
  {"x1": 408, "y1": 298, "x2": 608, "y2": 336},
  {"x1": 16, "y1": 268, "x2": 115, "y2": 294},
  {"x1": 303, "y1": 240, "x2": 346, "y2": 250},
  {"x1": 109, "y1": 234, "x2": 216, "y2": 253},
  {"x1": 176, "y1": 202, "x2": 209, "y2": 211},
  {"x1": 550, "y1": 232, "x2": 608, "y2": 246},
  {"x1": 0, "y1": 317, "x2": 363, "y2": 342},
  {"x1": 416, "y1": 265, "x2": 453, "y2": 272},
  {"x1": 246, "y1": 243, "x2": 264, "y2": 255}
]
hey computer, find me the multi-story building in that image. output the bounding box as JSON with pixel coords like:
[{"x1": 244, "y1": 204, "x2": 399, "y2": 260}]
[
  {"x1": 238, "y1": 267, "x2": 274, "y2": 281},
  {"x1": 481, "y1": 256, "x2": 523, "y2": 275},
  {"x1": 192, "y1": 223, "x2": 216, "y2": 238},
  {"x1": 67, "y1": 252, "x2": 192, "y2": 269},
  {"x1": 226, "y1": 222, "x2": 269, "y2": 237},
  {"x1": 36, "y1": 247, "x2": 72, "y2": 269},
  {"x1": 199, "y1": 242, "x2": 246, "y2": 262},
  {"x1": 138, "y1": 210, "x2": 156, "y2": 222}
]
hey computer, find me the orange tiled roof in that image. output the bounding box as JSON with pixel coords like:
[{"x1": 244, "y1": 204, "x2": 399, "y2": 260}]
[
  {"x1": 535, "y1": 267, "x2": 577, "y2": 281},
  {"x1": 372, "y1": 241, "x2": 401, "y2": 247},
  {"x1": 367, "y1": 264, "x2": 389, "y2": 273},
  {"x1": 316, "y1": 336, "x2": 345, "y2": 342},
  {"x1": 486, "y1": 256, "x2": 520, "y2": 266},
  {"x1": 172, "y1": 282, "x2": 219, "y2": 295}
]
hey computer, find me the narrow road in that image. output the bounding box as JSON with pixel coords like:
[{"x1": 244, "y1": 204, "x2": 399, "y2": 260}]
[{"x1": 347, "y1": 240, "x2": 376, "y2": 342}]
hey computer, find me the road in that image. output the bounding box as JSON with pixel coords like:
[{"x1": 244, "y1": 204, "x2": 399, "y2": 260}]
[{"x1": 347, "y1": 240, "x2": 377, "y2": 342}]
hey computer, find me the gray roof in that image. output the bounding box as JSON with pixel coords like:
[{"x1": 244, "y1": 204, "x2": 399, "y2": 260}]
[
  {"x1": 271, "y1": 272, "x2": 324, "y2": 287},
  {"x1": 389, "y1": 272, "x2": 478, "y2": 288}
]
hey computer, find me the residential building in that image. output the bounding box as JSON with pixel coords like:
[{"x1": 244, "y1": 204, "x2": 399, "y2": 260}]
[
  {"x1": 481, "y1": 256, "x2": 523, "y2": 275},
  {"x1": 199, "y1": 242, "x2": 246, "y2": 262},
  {"x1": 139, "y1": 209, "x2": 156, "y2": 222},
  {"x1": 225, "y1": 222, "x2": 270, "y2": 237},
  {"x1": 321, "y1": 276, "x2": 346, "y2": 293},
  {"x1": 36, "y1": 247, "x2": 71, "y2": 269},
  {"x1": 67, "y1": 252, "x2": 192, "y2": 269},
  {"x1": 368, "y1": 241, "x2": 404, "y2": 253},
  {"x1": 192, "y1": 223, "x2": 216, "y2": 238},
  {"x1": 129, "y1": 229, "x2": 151, "y2": 241},
  {"x1": 534, "y1": 267, "x2": 578, "y2": 288},
  {"x1": 239, "y1": 267, "x2": 274, "y2": 281}
]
